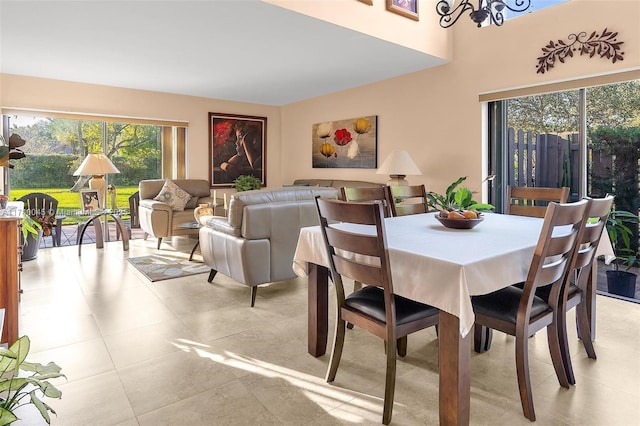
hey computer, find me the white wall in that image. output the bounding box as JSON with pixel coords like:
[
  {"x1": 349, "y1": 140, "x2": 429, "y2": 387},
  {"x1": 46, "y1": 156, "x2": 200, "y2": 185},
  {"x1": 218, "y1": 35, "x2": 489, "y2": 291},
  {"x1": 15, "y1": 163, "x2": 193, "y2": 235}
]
[
  {"x1": 280, "y1": 0, "x2": 640, "y2": 196},
  {"x1": 0, "y1": 75, "x2": 282, "y2": 193}
]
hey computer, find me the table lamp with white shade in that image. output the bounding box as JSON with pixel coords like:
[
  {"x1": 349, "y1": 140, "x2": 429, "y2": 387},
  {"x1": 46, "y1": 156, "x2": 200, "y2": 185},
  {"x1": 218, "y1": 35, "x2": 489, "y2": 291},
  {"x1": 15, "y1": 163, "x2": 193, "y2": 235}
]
[
  {"x1": 376, "y1": 150, "x2": 422, "y2": 186},
  {"x1": 73, "y1": 153, "x2": 120, "y2": 208}
]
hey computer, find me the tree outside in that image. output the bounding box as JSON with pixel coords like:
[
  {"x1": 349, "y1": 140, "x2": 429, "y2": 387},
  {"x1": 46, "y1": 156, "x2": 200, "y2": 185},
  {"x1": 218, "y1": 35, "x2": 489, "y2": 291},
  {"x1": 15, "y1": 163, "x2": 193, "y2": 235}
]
[{"x1": 7, "y1": 116, "x2": 162, "y2": 223}]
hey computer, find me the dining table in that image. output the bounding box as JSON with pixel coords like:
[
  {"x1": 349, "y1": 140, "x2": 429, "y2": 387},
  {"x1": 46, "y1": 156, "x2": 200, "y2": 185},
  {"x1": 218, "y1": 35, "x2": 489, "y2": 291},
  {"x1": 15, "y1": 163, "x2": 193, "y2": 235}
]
[{"x1": 292, "y1": 211, "x2": 614, "y2": 425}]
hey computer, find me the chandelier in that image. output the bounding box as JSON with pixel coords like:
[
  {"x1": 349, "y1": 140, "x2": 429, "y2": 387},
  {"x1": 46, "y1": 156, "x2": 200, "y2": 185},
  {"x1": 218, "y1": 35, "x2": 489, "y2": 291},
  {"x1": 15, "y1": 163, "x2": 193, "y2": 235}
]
[{"x1": 436, "y1": 0, "x2": 531, "y2": 28}]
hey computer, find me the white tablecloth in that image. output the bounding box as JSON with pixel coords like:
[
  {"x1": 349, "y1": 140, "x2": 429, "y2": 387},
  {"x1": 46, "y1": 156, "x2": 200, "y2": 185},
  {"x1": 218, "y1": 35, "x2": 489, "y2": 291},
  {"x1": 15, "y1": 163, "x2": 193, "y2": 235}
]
[{"x1": 293, "y1": 212, "x2": 614, "y2": 337}]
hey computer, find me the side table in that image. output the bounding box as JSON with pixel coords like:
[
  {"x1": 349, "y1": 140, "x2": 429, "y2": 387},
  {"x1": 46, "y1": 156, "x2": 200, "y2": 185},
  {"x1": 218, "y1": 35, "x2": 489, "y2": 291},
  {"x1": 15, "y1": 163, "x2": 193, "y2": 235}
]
[
  {"x1": 177, "y1": 221, "x2": 201, "y2": 261},
  {"x1": 77, "y1": 210, "x2": 130, "y2": 256},
  {"x1": 184, "y1": 202, "x2": 222, "y2": 261}
]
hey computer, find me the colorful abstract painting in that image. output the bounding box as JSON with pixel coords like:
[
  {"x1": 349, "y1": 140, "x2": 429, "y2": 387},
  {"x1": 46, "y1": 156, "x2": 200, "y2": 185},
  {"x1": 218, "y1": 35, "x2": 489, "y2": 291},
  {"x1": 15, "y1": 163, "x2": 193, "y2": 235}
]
[{"x1": 312, "y1": 115, "x2": 377, "y2": 169}]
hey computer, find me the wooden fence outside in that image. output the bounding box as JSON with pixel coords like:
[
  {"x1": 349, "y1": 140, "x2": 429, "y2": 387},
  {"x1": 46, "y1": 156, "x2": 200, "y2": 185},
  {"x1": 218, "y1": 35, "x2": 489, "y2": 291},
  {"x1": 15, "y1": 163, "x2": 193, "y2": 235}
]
[{"x1": 508, "y1": 128, "x2": 613, "y2": 198}]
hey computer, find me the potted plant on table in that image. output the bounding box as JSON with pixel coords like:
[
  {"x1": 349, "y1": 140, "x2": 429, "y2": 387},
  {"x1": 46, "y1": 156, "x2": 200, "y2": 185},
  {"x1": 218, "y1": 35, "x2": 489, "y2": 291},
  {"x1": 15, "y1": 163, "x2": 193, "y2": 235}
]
[
  {"x1": 426, "y1": 176, "x2": 495, "y2": 212},
  {"x1": 605, "y1": 209, "x2": 639, "y2": 298}
]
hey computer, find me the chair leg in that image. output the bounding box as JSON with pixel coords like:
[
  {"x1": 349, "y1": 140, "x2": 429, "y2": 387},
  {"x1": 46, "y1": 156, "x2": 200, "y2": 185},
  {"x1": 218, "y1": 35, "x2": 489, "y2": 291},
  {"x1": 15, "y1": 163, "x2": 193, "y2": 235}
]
[
  {"x1": 515, "y1": 334, "x2": 536, "y2": 421},
  {"x1": 326, "y1": 319, "x2": 346, "y2": 383},
  {"x1": 548, "y1": 322, "x2": 570, "y2": 389},
  {"x1": 557, "y1": 309, "x2": 574, "y2": 386},
  {"x1": 474, "y1": 324, "x2": 493, "y2": 353},
  {"x1": 397, "y1": 336, "x2": 407, "y2": 357},
  {"x1": 382, "y1": 338, "x2": 397, "y2": 425},
  {"x1": 156, "y1": 237, "x2": 162, "y2": 249},
  {"x1": 207, "y1": 269, "x2": 217, "y2": 283},
  {"x1": 250, "y1": 286, "x2": 258, "y2": 307},
  {"x1": 576, "y1": 301, "x2": 597, "y2": 360}
]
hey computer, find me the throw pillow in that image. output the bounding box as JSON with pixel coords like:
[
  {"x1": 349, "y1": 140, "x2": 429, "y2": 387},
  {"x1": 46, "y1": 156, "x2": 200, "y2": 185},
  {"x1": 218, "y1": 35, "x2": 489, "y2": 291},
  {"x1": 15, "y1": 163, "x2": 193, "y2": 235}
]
[
  {"x1": 184, "y1": 196, "x2": 199, "y2": 210},
  {"x1": 154, "y1": 180, "x2": 192, "y2": 211}
]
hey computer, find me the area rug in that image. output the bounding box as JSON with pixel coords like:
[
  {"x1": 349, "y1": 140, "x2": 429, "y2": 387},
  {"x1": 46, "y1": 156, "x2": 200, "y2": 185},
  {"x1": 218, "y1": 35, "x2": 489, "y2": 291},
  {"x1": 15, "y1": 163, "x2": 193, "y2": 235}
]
[{"x1": 128, "y1": 255, "x2": 210, "y2": 282}]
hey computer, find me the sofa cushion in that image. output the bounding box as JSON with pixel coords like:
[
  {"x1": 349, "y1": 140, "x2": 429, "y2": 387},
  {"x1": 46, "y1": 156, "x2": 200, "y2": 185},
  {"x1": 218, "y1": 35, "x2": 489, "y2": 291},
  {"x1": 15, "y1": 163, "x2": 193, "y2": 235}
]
[
  {"x1": 184, "y1": 196, "x2": 200, "y2": 209},
  {"x1": 292, "y1": 179, "x2": 385, "y2": 190},
  {"x1": 226, "y1": 187, "x2": 338, "y2": 232},
  {"x1": 153, "y1": 179, "x2": 192, "y2": 211}
]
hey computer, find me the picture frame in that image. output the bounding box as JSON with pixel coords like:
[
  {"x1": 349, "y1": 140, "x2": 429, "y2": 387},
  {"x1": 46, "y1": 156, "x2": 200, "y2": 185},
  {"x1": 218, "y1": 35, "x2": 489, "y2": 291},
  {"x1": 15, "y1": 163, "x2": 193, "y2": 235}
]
[
  {"x1": 386, "y1": 0, "x2": 419, "y2": 20},
  {"x1": 358, "y1": 0, "x2": 373, "y2": 5},
  {"x1": 312, "y1": 115, "x2": 378, "y2": 169},
  {"x1": 209, "y1": 112, "x2": 267, "y2": 188},
  {"x1": 80, "y1": 190, "x2": 101, "y2": 212}
]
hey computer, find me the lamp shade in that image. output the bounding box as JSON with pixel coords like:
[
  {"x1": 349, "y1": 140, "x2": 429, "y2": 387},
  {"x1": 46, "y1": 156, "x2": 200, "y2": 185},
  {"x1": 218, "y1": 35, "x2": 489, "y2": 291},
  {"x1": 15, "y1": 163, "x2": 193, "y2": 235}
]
[
  {"x1": 73, "y1": 153, "x2": 120, "y2": 176},
  {"x1": 376, "y1": 150, "x2": 422, "y2": 177}
]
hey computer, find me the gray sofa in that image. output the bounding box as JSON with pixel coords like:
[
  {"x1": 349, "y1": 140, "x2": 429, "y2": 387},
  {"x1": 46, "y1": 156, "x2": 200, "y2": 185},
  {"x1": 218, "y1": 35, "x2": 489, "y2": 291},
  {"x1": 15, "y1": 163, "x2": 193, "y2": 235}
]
[
  {"x1": 199, "y1": 186, "x2": 338, "y2": 306},
  {"x1": 139, "y1": 179, "x2": 214, "y2": 249}
]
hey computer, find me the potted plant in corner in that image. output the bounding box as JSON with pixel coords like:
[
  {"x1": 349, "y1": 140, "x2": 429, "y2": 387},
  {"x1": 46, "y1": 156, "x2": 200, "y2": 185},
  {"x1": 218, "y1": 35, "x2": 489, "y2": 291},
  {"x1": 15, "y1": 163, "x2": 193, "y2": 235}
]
[
  {"x1": 605, "y1": 209, "x2": 639, "y2": 298},
  {"x1": 0, "y1": 335, "x2": 65, "y2": 425},
  {"x1": 20, "y1": 213, "x2": 43, "y2": 262}
]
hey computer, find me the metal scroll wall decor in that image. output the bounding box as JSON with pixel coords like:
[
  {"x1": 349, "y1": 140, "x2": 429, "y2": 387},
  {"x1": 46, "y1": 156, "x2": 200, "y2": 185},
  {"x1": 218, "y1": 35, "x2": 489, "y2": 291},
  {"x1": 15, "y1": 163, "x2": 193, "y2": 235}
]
[{"x1": 536, "y1": 28, "x2": 624, "y2": 74}]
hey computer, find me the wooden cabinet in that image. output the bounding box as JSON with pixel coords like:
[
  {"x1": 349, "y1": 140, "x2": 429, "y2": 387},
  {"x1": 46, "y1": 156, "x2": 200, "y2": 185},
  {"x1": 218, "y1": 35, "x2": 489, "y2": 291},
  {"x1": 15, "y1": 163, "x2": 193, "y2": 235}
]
[{"x1": 0, "y1": 218, "x2": 21, "y2": 345}]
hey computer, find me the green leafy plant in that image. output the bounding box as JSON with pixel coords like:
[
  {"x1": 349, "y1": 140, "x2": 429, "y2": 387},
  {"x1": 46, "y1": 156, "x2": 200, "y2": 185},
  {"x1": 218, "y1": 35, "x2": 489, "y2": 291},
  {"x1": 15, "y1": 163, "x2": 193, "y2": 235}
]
[
  {"x1": 0, "y1": 336, "x2": 65, "y2": 425},
  {"x1": 606, "y1": 209, "x2": 639, "y2": 272},
  {"x1": 426, "y1": 176, "x2": 495, "y2": 212},
  {"x1": 234, "y1": 175, "x2": 262, "y2": 192},
  {"x1": 20, "y1": 213, "x2": 42, "y2": 241}
]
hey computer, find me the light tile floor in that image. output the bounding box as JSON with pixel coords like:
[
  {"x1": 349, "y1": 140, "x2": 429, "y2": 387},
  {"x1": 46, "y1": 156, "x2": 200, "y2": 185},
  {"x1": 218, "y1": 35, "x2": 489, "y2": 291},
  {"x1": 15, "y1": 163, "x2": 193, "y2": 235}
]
[{"x1": 15, "y1": 236, "x2": 640, "y2": 425}]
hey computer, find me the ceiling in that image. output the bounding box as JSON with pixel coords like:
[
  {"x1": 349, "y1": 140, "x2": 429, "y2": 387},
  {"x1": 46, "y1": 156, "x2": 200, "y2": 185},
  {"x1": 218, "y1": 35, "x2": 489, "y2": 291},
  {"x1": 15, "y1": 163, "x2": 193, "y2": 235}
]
[{"x1": 0, "y1": 0, "x2": 445, "y2": 106}]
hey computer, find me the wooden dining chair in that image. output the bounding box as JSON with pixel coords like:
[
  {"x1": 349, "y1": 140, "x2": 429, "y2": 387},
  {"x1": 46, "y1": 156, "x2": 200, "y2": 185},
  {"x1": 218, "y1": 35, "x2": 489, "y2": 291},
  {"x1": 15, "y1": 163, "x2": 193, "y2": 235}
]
[
  {"x1": 536, "y1": 195, "x2": 614, "y2": 385},
  {"x1": 340, "y1": 186, "x2": 391, "y2": 218},
  {"x1": 386, "y1": 184, "x2": 429, "y2": 217},
  {"x1": 315, "y1": 197, "x2": 439, "y2": 425},
  {"x1": 340, "y1": 186, "x2": 391, "y2": 308},
  {"x1": 471, "y1": 199, "x2": 588, "y2": 422},
  {"x1": 507, "y1": 186, "x2": 570, "y2": 218}
]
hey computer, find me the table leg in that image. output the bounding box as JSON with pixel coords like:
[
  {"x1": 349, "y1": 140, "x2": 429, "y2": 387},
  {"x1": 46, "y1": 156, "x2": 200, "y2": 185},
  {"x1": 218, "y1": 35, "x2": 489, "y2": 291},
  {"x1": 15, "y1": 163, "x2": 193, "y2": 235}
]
[
  {"x1": 111, "y1": 214, "x2": 130, "y2": 252},
  {"x1": 586, "y1": 261, "x2": 596, "y2": 339},
  {"x1": 189, "y1": 241, "x2": 200, "y2": 261},
  {"x1": 94, "y1": 217, "x2": 104, "y2": 249},
  {"x1": 77, "y1": 216, "x2": 103, "y2": 256},
  {"x1": 308, "y1": 263, "x2": 329, "y2": 357},
  {"x1": 439, "y1": 311, "x2": 470, "y2": 426}
]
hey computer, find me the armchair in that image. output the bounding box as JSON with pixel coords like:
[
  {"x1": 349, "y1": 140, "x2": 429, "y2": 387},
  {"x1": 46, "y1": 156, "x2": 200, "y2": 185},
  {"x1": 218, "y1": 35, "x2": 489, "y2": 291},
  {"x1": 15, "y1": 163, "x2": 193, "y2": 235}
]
[{"x1": 138, "y1": 179, "x2": 213, "y2": 249}]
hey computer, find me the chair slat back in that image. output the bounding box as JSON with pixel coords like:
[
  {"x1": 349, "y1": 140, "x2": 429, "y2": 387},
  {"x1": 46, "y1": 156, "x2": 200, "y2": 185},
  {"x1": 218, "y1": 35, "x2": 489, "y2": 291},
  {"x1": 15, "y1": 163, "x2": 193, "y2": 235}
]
[
  {"x1": 573, "y1": 195, "x2": 614, "y2": 270},
  {"x1": 315, "y1": 198, "x2": 393, "y2": 294},
  {"x1": 507, "y1": 186, "x2": 570, "y2": 218},
  {"x1": 521, "y1": 200, "x2": 588, "y2": 313},
  {"x1": 341, "y1": 186, "x2": 391, "y2": 218},
  {"x1": 387, "y1": 185, "x2": 429, "y2": 217},
  {"x1": 19, "y1": 192, "x2": 58, "y2": 217}
]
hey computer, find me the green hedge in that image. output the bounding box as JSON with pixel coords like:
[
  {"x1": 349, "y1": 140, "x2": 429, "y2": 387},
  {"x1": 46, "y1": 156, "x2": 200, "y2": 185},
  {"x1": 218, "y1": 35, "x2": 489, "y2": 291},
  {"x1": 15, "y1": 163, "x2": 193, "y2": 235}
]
[{"x1": 10, "y1": 154, "x2": 160, "y2": 188}]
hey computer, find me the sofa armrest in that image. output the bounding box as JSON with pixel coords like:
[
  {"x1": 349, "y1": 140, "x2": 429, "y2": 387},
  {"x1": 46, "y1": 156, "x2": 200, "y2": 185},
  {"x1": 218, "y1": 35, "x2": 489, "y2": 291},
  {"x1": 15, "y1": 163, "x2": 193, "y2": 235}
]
[
  {"x1": 202, "y1": 216, "x2": 241, "y2": 237},
  {"x1": 139, "y1": 199, "x2": 173, "y2": 213}
]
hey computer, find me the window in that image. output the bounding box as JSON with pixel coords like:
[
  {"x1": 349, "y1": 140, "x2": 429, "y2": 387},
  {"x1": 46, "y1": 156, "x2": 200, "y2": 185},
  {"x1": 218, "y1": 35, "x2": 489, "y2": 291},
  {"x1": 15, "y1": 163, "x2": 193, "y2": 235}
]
[{"x1": 1, "y1": 112, "x2": 187, "y2": 220}]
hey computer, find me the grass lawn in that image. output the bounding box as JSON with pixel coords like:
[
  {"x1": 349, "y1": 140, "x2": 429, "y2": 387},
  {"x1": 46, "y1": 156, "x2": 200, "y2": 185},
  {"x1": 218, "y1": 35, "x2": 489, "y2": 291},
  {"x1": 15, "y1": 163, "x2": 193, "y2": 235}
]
[{"x1": 10, "y1": 187, "x2": 138, "y2": 224}]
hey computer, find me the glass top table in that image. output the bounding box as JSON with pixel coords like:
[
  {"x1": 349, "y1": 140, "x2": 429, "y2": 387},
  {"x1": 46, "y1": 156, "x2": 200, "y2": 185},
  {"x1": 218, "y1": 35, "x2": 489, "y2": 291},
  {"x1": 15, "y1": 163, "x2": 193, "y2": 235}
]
[{"x1": 77, "y1": 209, "x2": 129, "y2": 256}]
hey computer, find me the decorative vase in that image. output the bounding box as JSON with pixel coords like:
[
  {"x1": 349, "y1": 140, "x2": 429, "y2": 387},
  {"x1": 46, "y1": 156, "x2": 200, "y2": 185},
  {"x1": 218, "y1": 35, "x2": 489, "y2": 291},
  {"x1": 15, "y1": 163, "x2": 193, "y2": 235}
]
[{"x1": 194, "y1": 203, "x2": 214, "y2": 225}]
